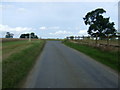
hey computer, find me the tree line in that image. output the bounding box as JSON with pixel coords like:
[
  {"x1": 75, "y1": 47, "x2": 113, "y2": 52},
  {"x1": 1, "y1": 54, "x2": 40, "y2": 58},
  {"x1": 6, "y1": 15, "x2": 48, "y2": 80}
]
[{"x1": 5, "y1": 32, "x2": 39, "y2": 39}]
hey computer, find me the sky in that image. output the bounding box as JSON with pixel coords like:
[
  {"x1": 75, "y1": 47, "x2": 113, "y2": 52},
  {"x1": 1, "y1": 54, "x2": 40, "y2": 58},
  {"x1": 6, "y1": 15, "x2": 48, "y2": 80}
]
[{"x1": 0, "y1": 0, "x2": 119, "y2": 39}]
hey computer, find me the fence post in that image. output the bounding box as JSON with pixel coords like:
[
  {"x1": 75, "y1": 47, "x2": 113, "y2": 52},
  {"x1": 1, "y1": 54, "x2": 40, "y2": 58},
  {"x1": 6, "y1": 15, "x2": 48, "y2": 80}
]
[{"x1": 29, "y1": 33, "x2": 31, "y2": 42}]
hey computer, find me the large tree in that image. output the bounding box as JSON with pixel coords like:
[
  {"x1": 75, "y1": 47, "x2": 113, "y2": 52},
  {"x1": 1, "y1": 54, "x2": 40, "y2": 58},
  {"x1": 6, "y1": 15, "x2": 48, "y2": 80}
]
[{"x1": 83, "y1": 8, "x2": 116, "y2": 45}]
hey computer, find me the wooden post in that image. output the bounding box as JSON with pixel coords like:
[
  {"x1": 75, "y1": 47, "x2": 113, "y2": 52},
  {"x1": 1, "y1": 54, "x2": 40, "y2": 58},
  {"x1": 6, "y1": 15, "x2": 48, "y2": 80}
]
[
  {"x1": 107, "y1": 34, "x2": 109, "y2": 46},
  {"x1": 29, "y1": 33, "x2": 31, "y2": 42}
]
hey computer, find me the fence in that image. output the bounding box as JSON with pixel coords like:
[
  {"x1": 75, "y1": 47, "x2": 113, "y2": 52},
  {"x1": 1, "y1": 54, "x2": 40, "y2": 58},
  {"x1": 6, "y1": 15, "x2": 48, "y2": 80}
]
[{"x1": 66, "y1": 36, "x2": 120, "y2": 52}]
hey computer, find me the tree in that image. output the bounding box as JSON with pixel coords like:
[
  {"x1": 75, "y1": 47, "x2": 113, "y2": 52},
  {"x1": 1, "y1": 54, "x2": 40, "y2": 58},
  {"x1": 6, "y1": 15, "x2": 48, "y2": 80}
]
[
  {"x1": 31, "y1": 32, "x2": 35, "y2": 38},
  {"x1": 69, "y1": 36, "x2": 74, "y2": 40},
  {"x1": 103, "y1": 21, "x2": 116, "y2": 45},
  {"x1": 34, "y1": 35, "x2": 38, "y2": 39},
  {"x1": 66, "y1": 37, "x2": 69, "y2": 40},
  {"x1": 83, "y1": 8, "x2": 106, "y2": 45},
  {"x1": 20, "y1": 34, "x2": 29, "y2": 38},
  {"x1": 74, "y1": 36, "x2": 77, "y2": 40},
  {"x1": 20, "y1": 32, "x2": 39, "y2": 39},
  {"x1": 78, "y1": 36, "x2": 80, "y2": 40},
  {"x1": 83, "y1": 8, "x2": 116, "y2": 45},
  {"x1": 5, "y1": 32, "x2": 14, "y2": 38}
]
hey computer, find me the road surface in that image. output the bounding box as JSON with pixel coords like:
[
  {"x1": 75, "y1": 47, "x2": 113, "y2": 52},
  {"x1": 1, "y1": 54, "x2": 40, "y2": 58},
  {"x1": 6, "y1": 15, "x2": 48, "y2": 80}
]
[{"x1": 23, "y1": 41, "x2": 118, "y2": 88}]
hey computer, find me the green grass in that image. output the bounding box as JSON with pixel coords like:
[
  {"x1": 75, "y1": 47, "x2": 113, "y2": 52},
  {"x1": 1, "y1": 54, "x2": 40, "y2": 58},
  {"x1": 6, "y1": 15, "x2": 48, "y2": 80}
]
[
  {"x1": 3, "y1": 40, "x2": 27, "y2": 46},
  {"x1": 2, "y1": 40, "x2": 45, "y2": 88},
  {"x1": 64, "y1": 41, "x2": 119, "y2": 72}
]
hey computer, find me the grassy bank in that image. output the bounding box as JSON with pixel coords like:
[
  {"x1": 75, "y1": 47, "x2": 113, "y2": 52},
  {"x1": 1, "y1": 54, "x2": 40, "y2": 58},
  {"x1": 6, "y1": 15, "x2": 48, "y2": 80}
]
[
  {"x1": 63, "y1": 40, "x2": 119, "y2": 72},
  {"x1": 2, "y1": 40, "x2": 45, "y2": 88}
]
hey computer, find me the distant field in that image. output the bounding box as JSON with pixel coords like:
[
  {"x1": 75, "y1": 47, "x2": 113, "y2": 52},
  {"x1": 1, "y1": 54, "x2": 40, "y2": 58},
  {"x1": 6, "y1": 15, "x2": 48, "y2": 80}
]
[
  {"x1": 64, "y1": 40, "x2": 119, "y2": 72},
  {"x1": 2, "y1": 39, "x2": 45, "y2": 88}
]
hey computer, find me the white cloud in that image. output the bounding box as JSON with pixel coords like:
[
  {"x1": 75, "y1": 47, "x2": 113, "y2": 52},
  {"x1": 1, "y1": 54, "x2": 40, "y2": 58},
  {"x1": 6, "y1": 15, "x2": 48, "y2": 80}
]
[
  {"x1": 78, "y1": 30, "x2": 88, "y2": 36},
  {"x1": 0, "y1": 24, "x2": 33, "y2": 38},
  {"x1": 39, "y1": 26, "x2": 60, "y2": 30},
  {"x1": 49, "y1": 30, "x2": 73, "y2": 35},
  {"x1": 39, "y1": 26, "x2": 47, "y2": 30},
  {"x1": 0, "y1": 24, "x2": 33, "y2": 32}
]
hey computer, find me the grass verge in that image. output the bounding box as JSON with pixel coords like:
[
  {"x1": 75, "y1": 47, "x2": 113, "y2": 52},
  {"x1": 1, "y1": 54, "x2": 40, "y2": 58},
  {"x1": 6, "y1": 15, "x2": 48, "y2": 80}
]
[
  {"x1": 2, "y1": 40, "x2": 45, "y2": 88},
  {"x1": 63, "y1": 40, "x2": 119, "y2": 72}
]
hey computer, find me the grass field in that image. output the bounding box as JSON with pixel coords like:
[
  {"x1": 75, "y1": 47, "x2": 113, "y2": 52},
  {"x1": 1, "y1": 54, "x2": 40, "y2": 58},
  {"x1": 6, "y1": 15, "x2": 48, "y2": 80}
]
[
  {"x1": 2, "y1": 39, "x2": 45, "y2": 88},
  {"x1": 64, "y1": 40, "x2": 119, "y2": 72}
]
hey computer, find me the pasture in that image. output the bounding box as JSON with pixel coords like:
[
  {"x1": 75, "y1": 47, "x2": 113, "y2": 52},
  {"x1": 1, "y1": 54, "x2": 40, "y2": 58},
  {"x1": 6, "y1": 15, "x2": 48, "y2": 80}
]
[{"x1": 2, "y1": 38, "x2": 45, "y2": 88}]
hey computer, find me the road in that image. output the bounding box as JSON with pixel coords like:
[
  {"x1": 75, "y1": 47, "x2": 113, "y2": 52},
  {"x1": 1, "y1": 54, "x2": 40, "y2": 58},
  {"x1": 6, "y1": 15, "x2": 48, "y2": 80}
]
[{"x1": 23, "y1": 41, "x2": 118, "y2": 88}]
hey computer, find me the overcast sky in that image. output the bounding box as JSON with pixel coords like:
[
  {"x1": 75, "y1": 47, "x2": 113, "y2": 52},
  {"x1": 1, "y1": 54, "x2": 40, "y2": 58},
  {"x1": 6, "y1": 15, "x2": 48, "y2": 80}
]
[{"x1": 0, "y1": 0, "x2": 119, "y2": 39}]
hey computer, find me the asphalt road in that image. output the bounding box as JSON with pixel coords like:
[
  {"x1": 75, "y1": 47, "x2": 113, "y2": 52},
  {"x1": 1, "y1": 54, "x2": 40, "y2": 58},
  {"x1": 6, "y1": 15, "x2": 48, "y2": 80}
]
[{"x1": 23, "y1": 41, "x2": 118, "y2": 88}]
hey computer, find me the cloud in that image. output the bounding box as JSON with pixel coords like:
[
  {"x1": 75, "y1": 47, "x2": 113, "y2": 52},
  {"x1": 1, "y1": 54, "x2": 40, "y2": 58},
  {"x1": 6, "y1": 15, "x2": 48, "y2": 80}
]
[
  {"x1": 39, "y1": 26, "x2": 47, "y2": 30},
  {"x1": 0, "y1": 24, "x2": 33, "y2": 38},
  {"x1": 49, "y1": 30, "x2": 73, "y2": 35},
  {"x1": 78, "y1": 30, "x2": 88, "y2": 36},
  {"x1": 0, "y1": 24, "x2": 33, "y2": 32},
  {"x1": 39, "y1": 26, "x2": 60, "y2": 30}
]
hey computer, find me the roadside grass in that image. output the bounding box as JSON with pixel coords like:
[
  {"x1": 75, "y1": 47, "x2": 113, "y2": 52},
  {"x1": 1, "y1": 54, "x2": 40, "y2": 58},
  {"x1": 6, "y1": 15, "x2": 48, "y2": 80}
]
[
  {"x1": 2, "y1": 40, "x2": 45, "y2": 88},
  {"x1": 63, "y1": 41, "x2": 119, "y2": 72}
]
